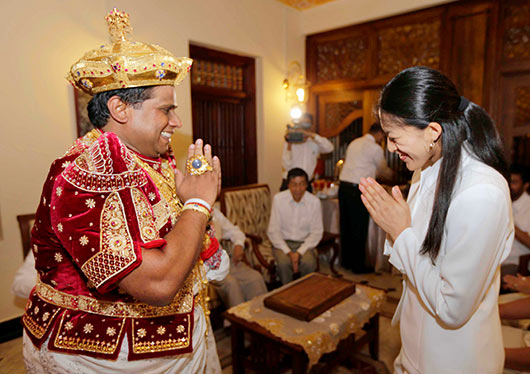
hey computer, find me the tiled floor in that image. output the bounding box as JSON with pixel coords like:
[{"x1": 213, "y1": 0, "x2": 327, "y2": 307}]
[{"x1": 0, "y1": 265, "x2": 402, "y2": 373}]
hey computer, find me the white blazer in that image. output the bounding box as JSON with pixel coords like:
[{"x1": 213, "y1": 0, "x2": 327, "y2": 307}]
[{"x1": 385, "y1": 146, "x2": 513, "y2": 374}]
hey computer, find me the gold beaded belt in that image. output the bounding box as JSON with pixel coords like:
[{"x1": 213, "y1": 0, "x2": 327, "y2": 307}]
[{"x1": 35, "y1": 279, "x2": 194, "y2": 318}]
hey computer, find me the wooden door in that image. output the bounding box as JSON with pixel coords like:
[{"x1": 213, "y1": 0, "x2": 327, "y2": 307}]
[{"x1": 189, "y1": 45, "x2": 257, "y2": 187}]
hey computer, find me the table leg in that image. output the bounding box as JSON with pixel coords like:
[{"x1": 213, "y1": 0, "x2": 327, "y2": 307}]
[
  {"x1": 368, "y1": 315, "x2": 379, "y2": 360},
  {"x1": 292, "y1": 351, "x2": 308, "y2": 374},
  {"x1": 231, "y1": 323, "x2": 245, "y2": 374}
]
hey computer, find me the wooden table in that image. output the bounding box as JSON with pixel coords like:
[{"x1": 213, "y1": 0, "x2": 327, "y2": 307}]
[{"x1": 225, "y1": 305, "x2": 380, "y2": 374}]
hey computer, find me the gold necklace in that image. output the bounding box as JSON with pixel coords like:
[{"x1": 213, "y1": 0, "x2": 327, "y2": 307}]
[
  {"x1": 133, "y1": 156, "x2": 183, "y2": 220},
  {"x1": 134, "y1": 154, "x2": 211, "y2": 330}
]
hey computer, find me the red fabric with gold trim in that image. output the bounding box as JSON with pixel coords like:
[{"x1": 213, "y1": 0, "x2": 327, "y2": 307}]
[
  {"x1": 47, "y1": 312, "x2": 127, "y2": 359},
  {"x1": 22, "y1": 130, "x2": 194, "y2": 360},
  {"x1": 127, "y1": 307, "x2": 194, "y2": 361},
  {"x1": 22, "y1": 289, "x2": 62, "y2": 349}
]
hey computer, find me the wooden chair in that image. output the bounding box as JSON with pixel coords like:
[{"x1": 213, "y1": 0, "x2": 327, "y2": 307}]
[
  {"x1": 220, "y1": 184, "x2": 279, "y2": 288},
  {"x1": 220, "y1": 183, "x2": 342, "y2": 287},
  {"x1": 16, "y1": 213, "x2": 35, "y2": 257}
]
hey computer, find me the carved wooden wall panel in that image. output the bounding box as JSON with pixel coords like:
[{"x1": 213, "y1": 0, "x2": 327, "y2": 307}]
[
  {"x1": 499, "y1": 73, "x2": 530, "y2": 165},
  {"x1": 502, "y1": 2, "x2": 530, "y2": 61},
  {"x1": 316, "y1": 90, "x2": 364, "y2": 138},
  {"x1": 376, "y1": 20, "x2": 440, "y2": 77},
  {"x1": 316, "y1": 36, "x2": 369, "y2": 83},
  {"x1": 515, "y1": 86, "x2": 530, "y2": 128},
  {"x1": 445, "y1": 2, "x2": 494, "y2": 107},
  {"x1": 324, "y1": 101, "x2": 362, "y2": 132},
  {"x1": 306, "y1": 0, "x2": 530, "y2": 168}
]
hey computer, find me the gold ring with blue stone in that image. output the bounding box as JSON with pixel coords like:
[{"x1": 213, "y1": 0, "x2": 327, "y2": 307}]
[{"x1": 187, "y1": 155, "x2": 213, "y2": 176}]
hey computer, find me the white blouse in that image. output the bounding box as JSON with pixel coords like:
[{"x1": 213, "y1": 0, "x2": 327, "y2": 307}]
[{"x1": 385, "y1": 146, "x2": 513, "y2": 374}]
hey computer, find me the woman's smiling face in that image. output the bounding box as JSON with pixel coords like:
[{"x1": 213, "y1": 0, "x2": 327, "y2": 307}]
[{"x1": 380, "y1": 112, "x2": 441, "y2": 172}]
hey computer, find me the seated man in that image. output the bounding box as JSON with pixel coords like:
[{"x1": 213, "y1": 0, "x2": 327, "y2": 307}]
[
  {"x1": 502, "y1": 164, "x2": 530, "y2": 276},
  {"x1": 268, "y1": 168, "x2": 323, "y2": 284},
  {"x1": 210, "y1": 208, "x2": 267, "y2": 307}
]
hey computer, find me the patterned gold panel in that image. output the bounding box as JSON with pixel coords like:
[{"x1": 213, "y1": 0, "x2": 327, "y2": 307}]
[
  {"x1": 316, "y1": 36, "x2": 369, "y2": 82},
  {"x1": 377, "y1": 20, "x2": 440, "y2": 76},
  {"x1": 275, "y1": 0, "x2": 336, "y2": 10},
  {"x1": 191, "y1": 59, "x2": 243, "y2": 91},
  {"x1": 503, "y1": 2, "x2": 530, "y2": 61},
  {"x1": 515, "y1": 86, "x2": 530, "y2": 127},
  {"x1": 324, "y1": 101, "x2": 363, "y2": 132}
]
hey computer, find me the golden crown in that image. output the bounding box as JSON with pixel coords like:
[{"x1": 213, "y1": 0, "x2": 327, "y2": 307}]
[{"x1": 67, "y1": 9, "x2": 192, "y2": 95}]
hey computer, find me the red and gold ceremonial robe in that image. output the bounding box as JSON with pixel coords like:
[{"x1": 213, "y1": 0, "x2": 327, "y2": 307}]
[{"x1": 22, "y1": 129, "x2": 208, "y2": 360}]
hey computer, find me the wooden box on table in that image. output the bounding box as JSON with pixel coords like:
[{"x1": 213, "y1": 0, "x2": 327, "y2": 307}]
[{"x1": 263, "y1": 273, "x2": 356, "y2": 321}]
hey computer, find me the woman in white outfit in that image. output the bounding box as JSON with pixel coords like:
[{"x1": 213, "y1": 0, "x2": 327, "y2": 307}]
[{"x1": 359, "y1": 66, "x2": 513, "y2": 374}]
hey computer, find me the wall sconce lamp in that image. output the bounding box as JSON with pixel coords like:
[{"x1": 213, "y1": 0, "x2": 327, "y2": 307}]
[
  {"x1": 283, "y1": 61, "x2": 310, "y2": 121},
  {"x1": 283, "y1": 61, "x2": 309, "y2": 104}
]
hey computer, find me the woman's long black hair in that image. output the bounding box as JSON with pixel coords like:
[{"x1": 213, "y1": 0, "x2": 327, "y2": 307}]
[{"x1": 378, "y1": 66, "x2": 508, "y2": 262}]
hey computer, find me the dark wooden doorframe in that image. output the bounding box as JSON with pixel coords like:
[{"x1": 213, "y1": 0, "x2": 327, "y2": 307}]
[{"x1": 189, "y1": 44, "x2": 257, "y2": 187}]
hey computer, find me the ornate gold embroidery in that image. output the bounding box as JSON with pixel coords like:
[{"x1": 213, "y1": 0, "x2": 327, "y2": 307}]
[
  {"x1": 131, "y1": 317, "x2": 191, "y2": 354},
  {"x1": 81, "y1": 192, "x2": 136, "y2": 288},
  {"x1": 152, "y1": 197, "x2": 172, "y2": 230},
  {"x1": 63, "y1": 153, "x2": 148, "y2": 193},
  {"x1": 36, "y1": 279, "x2": 194, "y2": 318},
  {"x1": 22, "y1": 306, "x2": 61, "y2": 339},
  {"x1": 53, "y1": 313, "x2": 125, "y2": 355},
  {"x1": 85, "y1": 198, "x2": 96, "y2": 209},
  {"x1": 133, "y1": 156, "x2": 182, "y2": 223},
  {"x1": 131, "y1": 188, "x2": 159, "y2": 242},
  {"x1": 83, "y1": 323, "x2": 94, "y2": 334}
]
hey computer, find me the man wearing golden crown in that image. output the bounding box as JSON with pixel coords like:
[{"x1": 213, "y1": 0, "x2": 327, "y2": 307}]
[{"x1": 21, "y1": 9, "x2": 228, "y2": 373}]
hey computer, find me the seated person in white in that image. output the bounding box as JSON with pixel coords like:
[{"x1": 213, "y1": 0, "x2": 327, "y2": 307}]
[
  {"x1": 268, "y1": 168, "x2": 323, "y2": 284},
  {"x1": 502, "y1": 165, "x2": 530, "y2": 276},
  {"x1": 11, "y1": 251, "x2": 36, "y2": 299},
  {"x1": 210, "y1": 208, "x2": 267, "y2": 307}
]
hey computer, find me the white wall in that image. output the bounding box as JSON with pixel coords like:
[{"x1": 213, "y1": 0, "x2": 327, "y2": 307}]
[
  {"x1": 0, "y1": 0, "x2": 297, "y2": 322},
  {"x1": 0, "y1": 0, "x2": 454, "y2": 322}
]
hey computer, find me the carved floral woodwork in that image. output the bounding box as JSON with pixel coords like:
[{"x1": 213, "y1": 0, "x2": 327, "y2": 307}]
[
  {"x1": 503, "y1": 2, "x2": 530, "y2": 61},
  {"x1": 316, "y1": 36, "x2": 369, "y2": 83},
  {"x1": 323, "y1": 101, "x2": 362, "y2": 133},
  {"x1": 377, "y1": 20, "x2": 441, "y2": 76},
  {"x1": 515, "y1": 86, "x2": 530, "y2": 127}
]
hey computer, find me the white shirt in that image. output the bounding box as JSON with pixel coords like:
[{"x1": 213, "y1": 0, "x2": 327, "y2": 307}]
[
  {"x1": 385, "y1": 146, "x2": 513, "y2": 374},
  {"x1": 339, "y1": 133, "x2": 393, "y2": 184},
  {"x1": 212, "y1": 208, "x2": 246, "y2": 249},
  {"x1": 11, "y1": 252, "x2": 36, "y2": 298},
  {"x1": 504, "y1": 192, "x2": 530, "y2": 265},
  {"x1": 281, "y1": 135, "x2": 334, "y2": 179},
  {"x1": 267, "y1": 190, "x2": 323, "y2": 255}
]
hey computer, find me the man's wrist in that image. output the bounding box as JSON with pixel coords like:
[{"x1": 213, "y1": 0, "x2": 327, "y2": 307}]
[{"x1": 184, "y1": 198, "x2": 212, "y2": 212}]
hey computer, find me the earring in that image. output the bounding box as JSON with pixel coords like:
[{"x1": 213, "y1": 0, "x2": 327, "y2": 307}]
[{"x1": 428, "y1": 141, "x2": 435, "y2": 153}]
